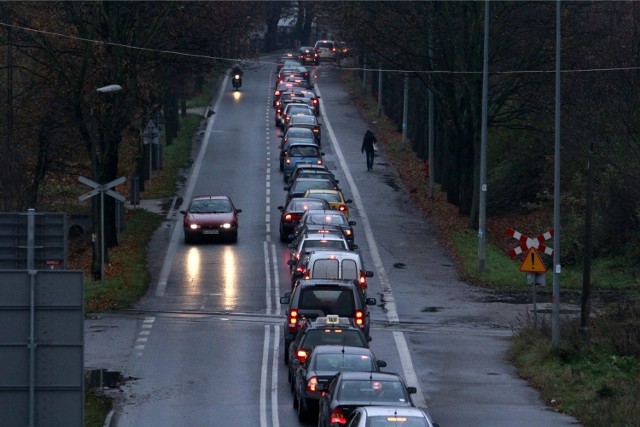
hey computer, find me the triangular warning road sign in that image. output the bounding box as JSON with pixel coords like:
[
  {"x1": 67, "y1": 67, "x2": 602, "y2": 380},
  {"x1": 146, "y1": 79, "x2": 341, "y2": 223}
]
[{"x1": 519, "y1": 247, "x2": 547, "y2": 273}]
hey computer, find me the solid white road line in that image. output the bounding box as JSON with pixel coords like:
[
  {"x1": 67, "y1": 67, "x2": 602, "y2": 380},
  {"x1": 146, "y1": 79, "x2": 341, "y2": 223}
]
[
  {"x1": 265, "y1": 241, "x2": 272, "y2": 315},
  {"x1": 315, "y1": 82, "x2": 426, "y2": 407},
  {"x1": 271, "y1": 326, "x2": 280, "y2": 427},
  {"x1": 260, "y1": 325, "x2": 270, "y2": 427},
  {"x1": 155, "y1": 74, "x2": 228, "y2": 296}
]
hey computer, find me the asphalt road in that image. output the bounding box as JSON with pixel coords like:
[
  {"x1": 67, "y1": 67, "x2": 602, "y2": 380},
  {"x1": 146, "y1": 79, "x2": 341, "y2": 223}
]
[{"x1": 84, "y1": 56, "x2": 580, "y2": 427}]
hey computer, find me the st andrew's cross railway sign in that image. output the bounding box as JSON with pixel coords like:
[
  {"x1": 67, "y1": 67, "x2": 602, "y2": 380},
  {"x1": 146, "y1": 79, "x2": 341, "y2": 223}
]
[{"x1": 507, "y1": 228, "x2": 554, "y2": 258}]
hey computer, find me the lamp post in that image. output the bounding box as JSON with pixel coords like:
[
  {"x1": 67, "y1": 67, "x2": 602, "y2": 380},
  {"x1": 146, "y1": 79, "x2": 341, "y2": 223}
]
[{"x1": 91, "y1": 84, "x2": 123, "y2": 281}]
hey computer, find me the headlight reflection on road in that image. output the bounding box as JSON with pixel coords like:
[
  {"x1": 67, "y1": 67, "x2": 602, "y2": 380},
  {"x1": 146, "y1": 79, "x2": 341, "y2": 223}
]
[
  {"x1": 232, "y1": 91, "x2": 241, "y2": 101},
  {"x1": 222, "y1": 247, "x2": 238, "y2": 310},
  {"x1": 186, "y1": 247, "x2": 201, "y2": 289}
]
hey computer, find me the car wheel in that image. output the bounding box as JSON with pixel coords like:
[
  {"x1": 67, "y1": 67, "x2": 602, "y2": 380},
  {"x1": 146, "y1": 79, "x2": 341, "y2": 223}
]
[
  {"x1": 279, "y1": 160, "x2": 284, "y2": 172},
  {"x1": 280, "y1": 231, "x2": 288, "y2": 243},
  {"x1": 290, "y1": 371, "x2": 296, "y2": 393},
  {"x1": 184, "y1": 233, "x2": 193, "y2": 244},
  {"x1": 283, "y1": 343, "x2": 289, "y2": 365},
  {"x1": 292, "y1": 386, "x2": 299, "y2": 409},
  {"x1": 297, "y1": 395, "x2": 308, "y2": 421}
]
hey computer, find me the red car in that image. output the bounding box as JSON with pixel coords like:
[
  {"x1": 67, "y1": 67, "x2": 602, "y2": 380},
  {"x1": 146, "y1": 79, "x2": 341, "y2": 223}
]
[
  {"x1": 180, "y1": 195, "x2": 241, "y2": 243},
  {"x1": 277, "y1": 197, "x2": 330, "y2": 242}
]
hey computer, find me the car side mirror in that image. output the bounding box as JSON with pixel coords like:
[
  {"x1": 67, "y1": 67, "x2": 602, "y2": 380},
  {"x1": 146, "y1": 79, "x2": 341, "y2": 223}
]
[
  {"x1": 348, "y1": 221, "x2": 356, "y2": 225},
  {"x1": 335, "y1": 180, "x2": 339, "y2": 184},
  {"x1": 365, "y1": 271, "x2": 374, "y2": 278},
  {"x1": 406, "y1": 386, "x2": 417, "y2": 394},
  {"x1": 278, "y1": 206, "x2": 284, "y2": 211},
  {"x1": 366, "y1": 336, "x2": 372, "y2": 342},
  {"x1": 366, "y1": 298, "x2": 376, "y2": 305},
  {"x1": 377, "y1": 360, "x2": 387, "y2": 368},
  {"x1": 287, "y1": 259, "x2": 296, "y2": 266},
  {"x1": 321, "y1": 152, "x2": 325, "y2": 155},
  {"x1": 180, "y1": 210, "x2": 186, "y2": 215},
  {"x1": 236, "y1": 209, "x2": 242, "y2": 213},
  {"x1": 280, "y1": 296, "x2": 290, "y2": 305},
  {"x1": 345, "y1": 199, "x2": 353, "y2": 204},
  {"x1": 292, "y1": 270, "x2": 302, "y2": 277},
  {"x1": 287, "y1": 243, "x2": 295, "y2": 249},
  {"x1": 351, "y1": 244, "x2": 359, "y2": 250},
  {"x1": 284, "y1": 186, "x2": 290, "y2": 191}
]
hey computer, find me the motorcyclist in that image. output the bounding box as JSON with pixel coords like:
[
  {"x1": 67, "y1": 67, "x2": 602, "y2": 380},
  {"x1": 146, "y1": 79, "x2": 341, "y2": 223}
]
[{"x1": 231, "y1": 63, "x2": 243, "y2": 78}]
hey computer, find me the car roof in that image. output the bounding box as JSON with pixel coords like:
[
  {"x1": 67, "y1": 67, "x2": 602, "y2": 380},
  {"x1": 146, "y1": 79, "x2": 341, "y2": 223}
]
[
  {"x1": 337, "y1": 371, "x2": 403, "y2": 381},
  {"x1": 358, "y1": 406, "x2": 432, "y2": 421},
  {"x1": 312, "y1": 345, "x2": 374, "y2": 356},
  {"x1": 289, "y1": 115, "x2": 317, "y2": 124},
  {"x1": 287, "y1": 141, "x2": 320, "y2": 149},
  {"x1": 299, "y1": 232, "x2": 346, "y2": 241},
  {"x1": 305, "y1": 189, "x2": 341, "y2": 195},
  {"x1": 287, "y1": 197, "x2": 329, "y2": 207},
  {"x1": 295, "y1": 278, "x2": 360, "y2": 287},
  {"x1": 191, "y1": 195, "x2": 230, "y2": 201},
  {"x1": 302, "y1": 209, "x2": 348, "y2": 217}
]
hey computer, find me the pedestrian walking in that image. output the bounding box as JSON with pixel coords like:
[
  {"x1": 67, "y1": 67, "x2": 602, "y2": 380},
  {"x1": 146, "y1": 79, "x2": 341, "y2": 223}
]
[{"x1": 361, "y1": 129, "x2": 377, "y2": 171}]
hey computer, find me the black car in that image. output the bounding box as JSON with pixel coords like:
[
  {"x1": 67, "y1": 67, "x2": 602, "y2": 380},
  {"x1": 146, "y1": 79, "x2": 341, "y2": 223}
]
[
  {"x1": 294, "y1": 209, "x2": 356, "y2": 248},
  {"x1": 298, "y1": 45, "x2": 319, "y2": 65},
  {"x1": 278, "y1": 197, "x2": 330, "y2": 243},
  {"x1": 280, "y1": 279, "x2": 377, "y2": 363},
  {"x1": 283, "y1": 178, "x2": 334, "y2": 205},
  {"x1": 317, "y1": 371, "x2": 417, "y2": 427},
  {"x1": 293, "y1": 344, "x2": 387, "y2": 421},
  {"x1": 286, "y1": 316, "x2": 370, "y2": 389}
]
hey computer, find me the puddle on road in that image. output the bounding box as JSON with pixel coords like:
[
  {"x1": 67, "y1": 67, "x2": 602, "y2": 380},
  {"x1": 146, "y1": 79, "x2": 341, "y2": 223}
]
[
  {"x1": 393, "y1": 262, "x2": 406, "y2": 269},
  {"x1": 421, "y1": 306, "x2": 443, "y2": 313},
  {"x1": 382, "y1": 174, "x2": 401, "y2": 192}
]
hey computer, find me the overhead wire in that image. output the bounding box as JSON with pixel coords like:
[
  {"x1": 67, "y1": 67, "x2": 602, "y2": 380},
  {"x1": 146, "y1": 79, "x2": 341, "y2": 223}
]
[{"x1": 2, "y1": 20, "x2": 640, "y2": 75}]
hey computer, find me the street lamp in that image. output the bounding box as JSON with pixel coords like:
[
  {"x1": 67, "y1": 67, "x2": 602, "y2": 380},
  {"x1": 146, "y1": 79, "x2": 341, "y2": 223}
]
[{"x1": 93, "y1": 84, "x2": 123, "y2": 282}]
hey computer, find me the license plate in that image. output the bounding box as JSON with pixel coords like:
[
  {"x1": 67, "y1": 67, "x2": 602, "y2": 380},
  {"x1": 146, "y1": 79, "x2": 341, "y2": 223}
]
[{"x1": 202, "y1": 230, "x2": 219, "y2": 235}]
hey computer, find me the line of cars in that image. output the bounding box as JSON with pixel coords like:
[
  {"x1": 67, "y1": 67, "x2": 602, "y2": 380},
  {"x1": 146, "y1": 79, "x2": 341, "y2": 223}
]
[{"x1": 275, "y1": 50, "x2": 439, "y2": 427}]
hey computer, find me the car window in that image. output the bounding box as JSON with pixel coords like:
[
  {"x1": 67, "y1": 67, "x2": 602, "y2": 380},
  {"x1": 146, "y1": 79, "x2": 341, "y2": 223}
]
[
  {"x1": 342, "y1": 259, "x2": 359, "y2": 280},
  {"x1": 302, "y1": 329, "x2": 365, "y2": 348},
  {"x1": 290, "y1": 200, "x2": 326, "y2": 211},
  {"x1": 309, "y1": 192, "x2": 341, "y2": 203},
  {"x1": 311, "y1": 259, "x2": 339, "y2": 278},
  {"x1": 289, "y1": 146, "x2": 319, "y2": 157},
  {"x1": 338, "y1": 380, "x2": 408, "y2": 403},
  {"x1": 301, "y1": 240, "x2": 347, "y2": 253},
  {"x1": 307, "y1": 214, "x2": 347, "y2": 225},
  {"x1": 367, "y1": 417, "x2": 430, "y2": 427},
  {"x1": 190, "y1": 199, "x2": 231, "y2": 213},
  {"x1": 298, "y1": 288, "x2": 355, "y2": 317},
  {"x1": 315, "y1": 353, "x2": 373, "y2": 371}
]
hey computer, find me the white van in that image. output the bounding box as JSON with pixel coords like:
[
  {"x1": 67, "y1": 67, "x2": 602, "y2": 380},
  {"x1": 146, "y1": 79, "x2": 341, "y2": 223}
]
[
  {"x1": 314, "y1": 40, "x2": 338, "y2": 61},
  {"x1": 293, "y1": 249, "x2": 374, "y2": 293}
]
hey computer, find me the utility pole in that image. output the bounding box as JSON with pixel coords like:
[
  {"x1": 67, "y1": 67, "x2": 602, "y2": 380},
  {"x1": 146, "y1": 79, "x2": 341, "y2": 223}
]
[
  {"x1": 401, "y1": 74, "x2": 409, "y2": 149},
  {"x1": 478, "y1": 0, "x2": 490, "y2": 272},
  {"x1": 552, "y1": 0, "x2": 562, "y2": 350}
]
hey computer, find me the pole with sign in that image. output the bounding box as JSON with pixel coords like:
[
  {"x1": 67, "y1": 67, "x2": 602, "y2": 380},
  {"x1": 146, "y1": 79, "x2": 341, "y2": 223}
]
[{"x1": 78, "y1": 176, "x2": 126, "y2": 282}]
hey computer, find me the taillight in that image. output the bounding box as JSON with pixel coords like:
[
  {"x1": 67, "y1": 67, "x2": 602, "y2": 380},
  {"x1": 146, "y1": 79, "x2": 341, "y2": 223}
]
[
  {"x1": 330, "y1": 408, "x2": 347, "y2": 425},
  {"x1": 296, "y1": 349, "x2": 308, "y2": 364},
  {"x1": 284, "y1": 214, "x2": 293, "y2": 221},
  {"x1": 312, "y1": 99, "x2": 318, "y2": 105},
  {"x1": 338, "y1": 204, "x2": 347, "y2": 212},
  {"x1": 317, "y1": 159, "x2": 323, "y2": 165},
  {"x1": 359, "y1": 274, "x2": 367, "y2": 290},
  {"x1": 306, "y1": 376, "x2": 318, "y2": 392},
  {"x1": 288, "y1": 309, "x2": 298, "y2": 332},
  {"x1": 355, "y1": 310, "x2": 364, "y2": 328},
  {"x1": 275, "y1": 90, "x2": 281, "y2": 96},
  {"x1": 286, "y1": 158, "x2": 291, "y2": 164},
  {"x1": 344, "y1": 229, "x2": 352, "y2": 236},
  {"x1": 313, "y1": 128, "x2": 320, "y2": 133}
]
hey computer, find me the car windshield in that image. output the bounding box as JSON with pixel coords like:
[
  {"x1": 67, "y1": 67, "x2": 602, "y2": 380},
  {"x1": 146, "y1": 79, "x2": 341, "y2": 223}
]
[
  {"x1": 301, "y1": 328, "x2": 366, "y2": 348},
  {"x1": 298, "y1": 288, "x2": 356, "y2": 317},
  {"x1": 189, "y1": 199, "x2": 231, "y2": 213},
  {"x1": 307, "y1": 214, "x2": 347, "y2": 226},
  {"x1": 338, "y1": 380, "x2": 408, "y2": 403},
  {"x1": 314, "y1": 353, "x2": 373, "y2": 371},
  {"x1": 286, "y1": 128, "x2": 314, "y2": 138}
]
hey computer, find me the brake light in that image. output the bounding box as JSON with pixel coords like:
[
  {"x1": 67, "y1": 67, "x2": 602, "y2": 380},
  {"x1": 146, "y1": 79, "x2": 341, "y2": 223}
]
[
  {"x1": 338, "y1": 204, "x2": 347, "y2": 212},
  {"x1": 330, "y1": 408, "x2": 347, "y2": 424},
  {"x1": 284, "y1": 214, "x2": 293, "y2": 221},
  {"x1": 286, "y1": 158, "x2": 291, "y2": 164},
  {"x1": 306, "y1": 376, "x2": 318, "y2": 392},
  {"x1": 359, "y1": 274, "x2": 367, "y2": 290},
  {"x1": 313, "y1": 128, "x2": 320, "y2": 133},
  {"x1": 344, "y1": 229, "x2": 352, "y2": 236},
  {"x1": 312, "y1": 99, "x2": 318, "y2": 105},
  {"x1": 275, "y1": 90, "x2": 281, "y2": 96},
  {"x1": 317, "y1": 159, "x2": 323, "y2": 165},
  {"x1": 296, "y1": 349, "x2": 308, "y2": 364},
  {"x1": 288, "y1": 309, "x2": 298, "y2": 332},
  {"x1": 355, "y1": 310, "x2": 364, "y2": 327}
]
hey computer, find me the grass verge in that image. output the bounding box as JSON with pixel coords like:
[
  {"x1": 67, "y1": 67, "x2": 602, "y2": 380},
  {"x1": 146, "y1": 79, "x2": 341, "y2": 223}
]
[
  {"x1": 85, "y1": 388, "x2": 112, "y2": 427},
  {"x1": 340, "y1": 70, "x2": 640, "y2": 427}
]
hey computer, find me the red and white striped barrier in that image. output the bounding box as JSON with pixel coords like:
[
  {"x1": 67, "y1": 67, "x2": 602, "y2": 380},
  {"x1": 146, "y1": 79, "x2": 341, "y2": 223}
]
[{"x1": 507, "y1": 228, "x2": 554, "y2": 257}]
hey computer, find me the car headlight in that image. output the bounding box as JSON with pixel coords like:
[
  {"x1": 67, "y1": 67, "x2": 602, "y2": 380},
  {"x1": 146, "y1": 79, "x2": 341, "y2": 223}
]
[
  {"x1": 222, "y1": 223, "x2": 232, "y2": 229},
  {"x1": 189, "y1": 224, "x2": 200, "y2": 230}
]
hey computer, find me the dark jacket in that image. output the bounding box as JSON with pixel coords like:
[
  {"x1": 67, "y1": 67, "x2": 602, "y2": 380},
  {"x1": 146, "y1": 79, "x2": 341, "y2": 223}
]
[{"x1": 361, "y1": 130, "x2": 376, "y2": 153}]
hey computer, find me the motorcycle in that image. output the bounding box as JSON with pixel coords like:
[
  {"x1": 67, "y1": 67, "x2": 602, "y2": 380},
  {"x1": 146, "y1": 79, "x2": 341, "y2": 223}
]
[{"x1": 232, "y1": 74, "x2": 242, "y2": 90}]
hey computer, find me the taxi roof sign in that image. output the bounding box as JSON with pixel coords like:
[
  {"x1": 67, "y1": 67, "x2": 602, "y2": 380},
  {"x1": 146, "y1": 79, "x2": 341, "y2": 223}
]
[
  {"x1": 325, "y1": 314, "x2": 340, "y2": 324},
  {"x1": 519, "y1": 247, "x2": 547, "y2": 273}
]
